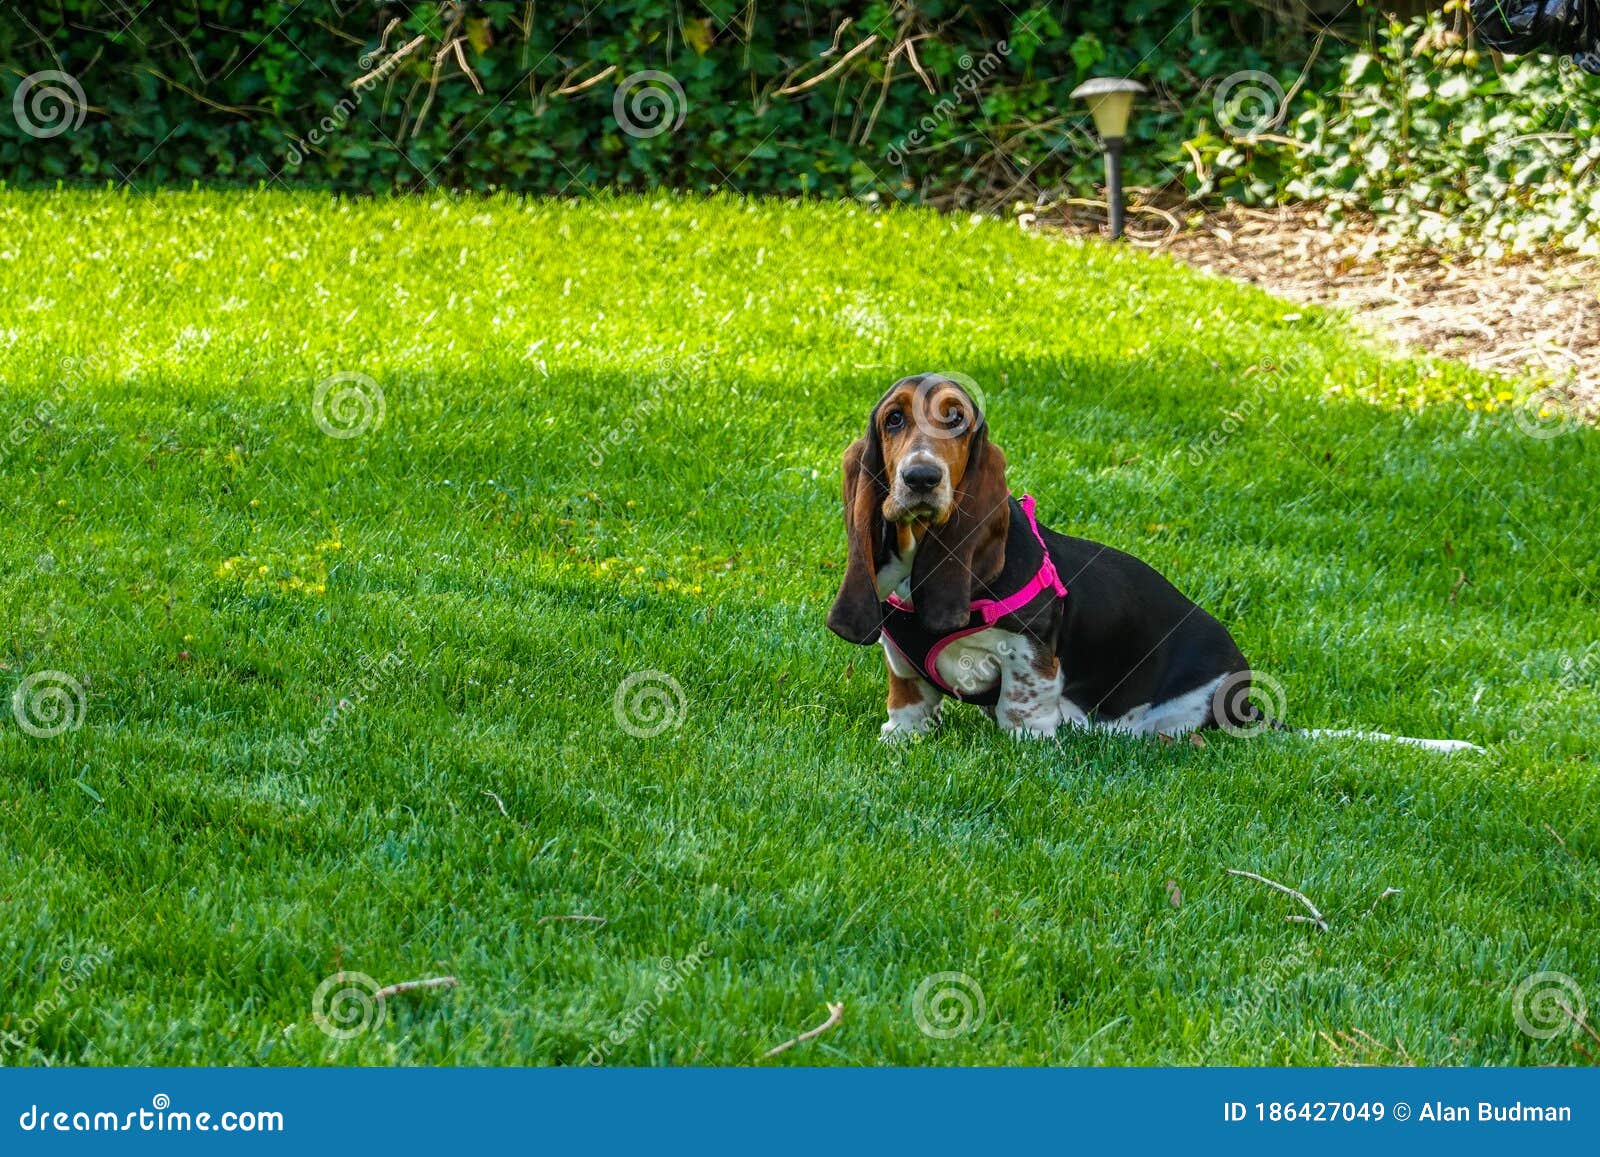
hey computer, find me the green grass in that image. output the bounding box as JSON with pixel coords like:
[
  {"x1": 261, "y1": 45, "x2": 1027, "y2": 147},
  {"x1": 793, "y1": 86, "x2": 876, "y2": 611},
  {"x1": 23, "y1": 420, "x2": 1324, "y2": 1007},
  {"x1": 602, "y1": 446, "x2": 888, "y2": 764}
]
[{"x1": 0, "y1": 190, "x2": 1596, "y2": 1067}]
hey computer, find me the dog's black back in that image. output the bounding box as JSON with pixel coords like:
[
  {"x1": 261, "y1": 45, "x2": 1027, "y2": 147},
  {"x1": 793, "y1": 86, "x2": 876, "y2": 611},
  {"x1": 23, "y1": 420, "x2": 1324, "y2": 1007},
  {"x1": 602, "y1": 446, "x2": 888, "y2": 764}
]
[{"x1": 1041, "y1": 526, "x2": 1252, "y2": 727}]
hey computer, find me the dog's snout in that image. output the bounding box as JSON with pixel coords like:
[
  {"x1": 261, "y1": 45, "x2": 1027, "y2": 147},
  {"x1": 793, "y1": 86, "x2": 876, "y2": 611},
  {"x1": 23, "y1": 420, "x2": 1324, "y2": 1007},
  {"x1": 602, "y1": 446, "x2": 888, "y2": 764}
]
[{"x1": 901, "y1": 463, "x2": 943, "y2": 492}]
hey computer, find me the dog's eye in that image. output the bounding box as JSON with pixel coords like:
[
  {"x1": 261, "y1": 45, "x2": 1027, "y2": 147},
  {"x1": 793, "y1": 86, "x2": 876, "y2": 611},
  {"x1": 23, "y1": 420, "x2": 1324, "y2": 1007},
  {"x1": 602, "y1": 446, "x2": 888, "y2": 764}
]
[
  {"x1": 943, "y1": 410, "x2": 967, "y2": 432},
  {"x1": 884, "y1": 410, "x2": 905, "y2": 431}
]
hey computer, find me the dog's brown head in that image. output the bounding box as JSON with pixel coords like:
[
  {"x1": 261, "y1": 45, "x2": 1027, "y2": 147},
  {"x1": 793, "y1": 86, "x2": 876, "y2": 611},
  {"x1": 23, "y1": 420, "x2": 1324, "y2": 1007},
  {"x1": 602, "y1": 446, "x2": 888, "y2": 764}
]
[{"x1": 826, "y1": 374, "x2": 1010, "y2": 644}]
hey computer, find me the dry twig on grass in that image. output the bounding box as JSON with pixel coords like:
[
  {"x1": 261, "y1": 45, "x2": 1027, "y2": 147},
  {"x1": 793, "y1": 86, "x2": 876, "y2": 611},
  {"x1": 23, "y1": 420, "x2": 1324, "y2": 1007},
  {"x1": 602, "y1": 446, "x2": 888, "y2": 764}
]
[
  {"x1": 763, "y1": 1002, "x2": 844, "y2": 1058},
  {"x1": 1320, "y1": 1027, "x2": 1418, "y2": 1066},
  {"x1": 374, "y1": 976, "x2": 458, "y2": 1001},
  {"x1": 1364, "y1": 887, "x2": 1402, "y2": 916},
  {"x1": 1226, "y1": 868, "x2": 1329, "y2": 932},
  {"x1": 1558, "y1": 1000, "x2": 1600, "y2": 1047}
]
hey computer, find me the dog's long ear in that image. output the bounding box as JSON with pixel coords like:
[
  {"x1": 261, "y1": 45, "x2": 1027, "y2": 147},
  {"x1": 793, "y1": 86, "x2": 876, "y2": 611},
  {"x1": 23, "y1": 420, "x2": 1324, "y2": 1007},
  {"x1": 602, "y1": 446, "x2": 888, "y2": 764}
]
[
  {"x1": 908, "y1": 425, "x2": 1009, "y2": 633},
  {"x1": 826, "y1": 429, "x2": 888, "y2": 644}
]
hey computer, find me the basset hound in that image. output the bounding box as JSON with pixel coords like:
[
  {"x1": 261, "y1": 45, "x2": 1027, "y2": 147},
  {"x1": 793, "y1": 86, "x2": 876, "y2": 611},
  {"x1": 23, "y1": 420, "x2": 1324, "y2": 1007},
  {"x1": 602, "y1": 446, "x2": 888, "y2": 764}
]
[
  {"x1": 826, "y1": 373, "x2": 1255, "y2": 741},
  {"x1": 826, "y1": 374, "x2": 1483, "y2": 753}
]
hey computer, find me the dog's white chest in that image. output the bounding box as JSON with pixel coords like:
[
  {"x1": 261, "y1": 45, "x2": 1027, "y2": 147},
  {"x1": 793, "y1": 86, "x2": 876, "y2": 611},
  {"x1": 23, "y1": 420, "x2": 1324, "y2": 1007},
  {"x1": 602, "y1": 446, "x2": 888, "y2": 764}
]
[{"x1": 934, "y1": 628, "x2": 1029, "y2": 698}]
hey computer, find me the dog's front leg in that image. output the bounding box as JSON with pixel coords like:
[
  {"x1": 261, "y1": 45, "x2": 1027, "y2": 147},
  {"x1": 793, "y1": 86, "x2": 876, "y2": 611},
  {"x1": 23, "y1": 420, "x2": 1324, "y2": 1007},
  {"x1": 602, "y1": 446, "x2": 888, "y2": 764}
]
[
  {"x1": 996, "y1": 640, "x2": 1063, "y2": 740},
  {"x1": 879, "y1": 639, "x2": 943, "y2": 741}
]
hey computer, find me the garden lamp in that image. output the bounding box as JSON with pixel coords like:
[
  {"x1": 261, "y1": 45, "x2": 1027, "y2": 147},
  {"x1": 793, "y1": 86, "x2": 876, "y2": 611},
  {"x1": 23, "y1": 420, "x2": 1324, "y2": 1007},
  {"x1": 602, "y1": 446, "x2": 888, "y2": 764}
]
[{"x1": 1070, "y1": 77, "x2": 1146, "y2": 240}]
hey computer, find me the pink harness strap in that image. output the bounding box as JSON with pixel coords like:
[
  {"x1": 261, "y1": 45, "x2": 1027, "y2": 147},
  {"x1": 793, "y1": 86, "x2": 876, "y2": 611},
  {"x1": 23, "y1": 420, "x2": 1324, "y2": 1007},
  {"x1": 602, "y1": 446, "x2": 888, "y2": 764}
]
[{"x1": 884, "y1": 494, "x2": 1066, "y2": 622}]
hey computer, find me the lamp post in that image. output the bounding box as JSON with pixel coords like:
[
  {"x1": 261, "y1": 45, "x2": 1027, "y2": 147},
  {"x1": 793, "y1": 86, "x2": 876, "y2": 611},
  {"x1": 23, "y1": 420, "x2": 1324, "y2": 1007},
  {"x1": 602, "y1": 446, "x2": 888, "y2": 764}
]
[{"x1": 1070, "y1": 77, "x2": 1146, "y2": 241}]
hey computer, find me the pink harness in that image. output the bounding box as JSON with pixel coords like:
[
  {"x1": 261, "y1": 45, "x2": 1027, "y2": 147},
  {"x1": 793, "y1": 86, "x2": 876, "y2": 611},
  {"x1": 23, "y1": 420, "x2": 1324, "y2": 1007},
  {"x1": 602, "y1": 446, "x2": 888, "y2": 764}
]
[{"x1": 880, "y1": 495, "x2": 1067, "y2": 702}]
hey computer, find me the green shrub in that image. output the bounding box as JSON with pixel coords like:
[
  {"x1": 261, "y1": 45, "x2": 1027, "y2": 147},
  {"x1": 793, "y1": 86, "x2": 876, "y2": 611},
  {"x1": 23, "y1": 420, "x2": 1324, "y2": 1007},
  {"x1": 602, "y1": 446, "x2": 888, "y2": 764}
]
[
  {"x1": 7, "y1": 3, "x2": 1591, "y2": 254},
  {"x1": 1184, "y1": 9, "x2": 1600, "y2": 256},
  {"x1": 0, "y1": 0, "x2": 1334, "y2": 201}
]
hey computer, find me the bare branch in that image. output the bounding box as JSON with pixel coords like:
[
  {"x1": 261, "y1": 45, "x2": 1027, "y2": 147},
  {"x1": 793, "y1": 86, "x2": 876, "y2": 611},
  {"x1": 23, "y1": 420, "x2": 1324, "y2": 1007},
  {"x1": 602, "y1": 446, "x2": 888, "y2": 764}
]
[
  {"x1": 1227, "y1": 868, "x2": 1329, "y2": 932},
  {"x1": 352, "y1": 34, "x2": 426, "y2": 90},
  {"x1": 775, "y1": 35, "x2": 881, "y2": 96},
  {"x1": 554, "y1": 64, "x2": 618, "y2": 96},
  {"x1": 763, "y1": 1002, "x2": 844, "y2": 1058},
  {"x1": 452, "y1": 38, "x2": 484, "y2": 95}
]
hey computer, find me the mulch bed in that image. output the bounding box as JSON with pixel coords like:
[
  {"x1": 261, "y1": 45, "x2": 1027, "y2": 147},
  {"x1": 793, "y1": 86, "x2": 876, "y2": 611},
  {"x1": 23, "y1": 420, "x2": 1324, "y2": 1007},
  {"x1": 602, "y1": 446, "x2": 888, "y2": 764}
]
[{"x1": 1033, "y1": 199, "x2": 1598, "y2": 415}]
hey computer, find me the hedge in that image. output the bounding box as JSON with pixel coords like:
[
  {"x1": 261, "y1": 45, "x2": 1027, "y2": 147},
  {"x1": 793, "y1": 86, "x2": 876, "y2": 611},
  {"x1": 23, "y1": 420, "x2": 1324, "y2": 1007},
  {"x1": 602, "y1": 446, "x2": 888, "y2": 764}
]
[{"x1": 0, "y1": 1, "x2": 1345, "y2": 202}]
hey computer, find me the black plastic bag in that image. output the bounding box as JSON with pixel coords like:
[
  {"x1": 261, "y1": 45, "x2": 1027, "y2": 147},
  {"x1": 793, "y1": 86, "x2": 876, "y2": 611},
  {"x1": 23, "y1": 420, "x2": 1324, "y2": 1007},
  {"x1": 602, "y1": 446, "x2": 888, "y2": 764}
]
[{"x1": 1471, "y1": 0, "x2": 1600, "y2": 72}]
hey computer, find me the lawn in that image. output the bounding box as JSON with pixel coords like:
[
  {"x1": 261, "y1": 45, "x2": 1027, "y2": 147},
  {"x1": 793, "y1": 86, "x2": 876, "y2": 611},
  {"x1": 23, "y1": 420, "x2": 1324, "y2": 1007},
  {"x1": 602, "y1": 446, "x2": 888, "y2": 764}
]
[{"x1": 0, "y1": 190, "x2": 1595, "y2": 1066}]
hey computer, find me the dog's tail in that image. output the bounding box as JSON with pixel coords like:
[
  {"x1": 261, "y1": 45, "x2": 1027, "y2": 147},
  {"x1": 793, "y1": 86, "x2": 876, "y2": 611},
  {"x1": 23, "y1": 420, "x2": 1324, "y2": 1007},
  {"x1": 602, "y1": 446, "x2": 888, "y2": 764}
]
[
  {"x1": 1296, "y1": 728, "x2": 1484, "y2": 754},
  {"x1": 1213, "y1": 671, "x2": 1484, "y2": 754}
]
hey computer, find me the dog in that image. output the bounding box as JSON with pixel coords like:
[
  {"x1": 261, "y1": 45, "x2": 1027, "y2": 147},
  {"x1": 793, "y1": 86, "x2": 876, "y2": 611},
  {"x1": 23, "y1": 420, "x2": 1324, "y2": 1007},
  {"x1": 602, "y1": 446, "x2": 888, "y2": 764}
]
[{"x1": 826, "y1": 373, "x2": 1481, "y2": 752}]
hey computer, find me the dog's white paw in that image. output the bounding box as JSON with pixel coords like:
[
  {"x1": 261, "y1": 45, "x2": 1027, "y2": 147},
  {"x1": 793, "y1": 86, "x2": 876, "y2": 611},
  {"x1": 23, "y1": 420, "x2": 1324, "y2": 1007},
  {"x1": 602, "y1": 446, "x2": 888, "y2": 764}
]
[
  {"x1": 880, "y1": 717, "x2": 938, "y2": 743},
  {"x1": 1003, "y1": 722, "x2": 1058, "y2": 741}
]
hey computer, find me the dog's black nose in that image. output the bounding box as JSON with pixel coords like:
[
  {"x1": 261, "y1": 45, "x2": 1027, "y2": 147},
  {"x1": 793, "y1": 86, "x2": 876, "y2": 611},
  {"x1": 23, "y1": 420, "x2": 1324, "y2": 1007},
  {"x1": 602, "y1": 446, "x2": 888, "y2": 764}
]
[{"x1": 901, "y1": 463, "x2": 943, "y2": 492}]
